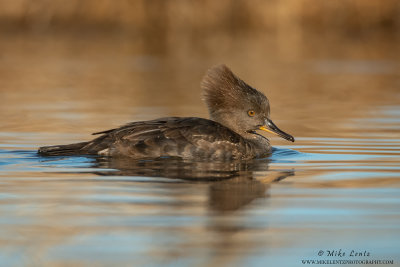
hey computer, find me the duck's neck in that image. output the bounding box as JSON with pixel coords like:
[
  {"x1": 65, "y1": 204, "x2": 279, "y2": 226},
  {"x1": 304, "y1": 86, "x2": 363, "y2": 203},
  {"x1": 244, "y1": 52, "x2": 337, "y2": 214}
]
[
  {"x1": 210, "y1": 112, "x2": 244, "y2": 136},
  {"x1": 245, "y1": 133, "x2": 272, "y2": 158}
]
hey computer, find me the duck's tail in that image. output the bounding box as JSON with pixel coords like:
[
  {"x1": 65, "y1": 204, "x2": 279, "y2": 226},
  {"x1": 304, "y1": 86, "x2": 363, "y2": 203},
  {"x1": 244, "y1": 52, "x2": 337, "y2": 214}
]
[{"x1": 38, "y1": 141, "x2": 90, "y2": 156}]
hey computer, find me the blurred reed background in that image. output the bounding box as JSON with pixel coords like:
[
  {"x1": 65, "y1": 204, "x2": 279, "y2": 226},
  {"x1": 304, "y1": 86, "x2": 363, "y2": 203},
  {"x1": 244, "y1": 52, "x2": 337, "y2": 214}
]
[
  {"x1": 1, "y1": 0, "x2": 399, "y2": 35},
  {"x1": 0, "y1": 0, "x2": 399, "y2": 142}
]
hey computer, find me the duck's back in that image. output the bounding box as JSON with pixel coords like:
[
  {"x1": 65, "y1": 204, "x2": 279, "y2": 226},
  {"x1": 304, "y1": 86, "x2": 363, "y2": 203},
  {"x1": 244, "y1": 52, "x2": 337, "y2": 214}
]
[{"x1": 38, "y1": 117, "x2": 268, "y2": 160}]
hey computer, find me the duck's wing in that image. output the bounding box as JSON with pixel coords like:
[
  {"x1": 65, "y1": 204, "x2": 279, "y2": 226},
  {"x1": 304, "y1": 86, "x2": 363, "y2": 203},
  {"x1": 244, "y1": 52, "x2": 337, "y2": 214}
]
[{"x1": 87, "y1": 117, "x2": 247, "y2": 159}]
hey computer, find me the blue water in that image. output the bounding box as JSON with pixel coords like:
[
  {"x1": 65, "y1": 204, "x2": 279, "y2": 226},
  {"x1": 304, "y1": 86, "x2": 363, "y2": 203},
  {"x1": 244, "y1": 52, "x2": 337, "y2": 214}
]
[{"x1": 1, "y1": 130, "x2": 399, "y2": 266}]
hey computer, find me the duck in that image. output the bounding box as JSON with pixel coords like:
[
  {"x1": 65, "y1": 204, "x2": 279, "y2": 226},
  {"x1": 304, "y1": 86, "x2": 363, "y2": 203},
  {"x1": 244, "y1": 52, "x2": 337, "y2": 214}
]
[{"x1": 38, "y1": 64, "x2": 294, "y2": 160}]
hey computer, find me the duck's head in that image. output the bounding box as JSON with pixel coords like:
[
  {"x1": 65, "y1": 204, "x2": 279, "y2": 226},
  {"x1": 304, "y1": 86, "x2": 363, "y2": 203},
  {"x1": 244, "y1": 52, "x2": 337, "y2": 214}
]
[{"x1": 202, "y1": 64, "x2": 294, "y2": 142}]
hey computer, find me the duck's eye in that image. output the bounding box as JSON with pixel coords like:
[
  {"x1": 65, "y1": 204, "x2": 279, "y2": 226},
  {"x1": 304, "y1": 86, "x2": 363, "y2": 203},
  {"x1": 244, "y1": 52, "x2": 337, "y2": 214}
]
[{"x1": 247, "y1": 110, "x2": 255, "y2": 117}]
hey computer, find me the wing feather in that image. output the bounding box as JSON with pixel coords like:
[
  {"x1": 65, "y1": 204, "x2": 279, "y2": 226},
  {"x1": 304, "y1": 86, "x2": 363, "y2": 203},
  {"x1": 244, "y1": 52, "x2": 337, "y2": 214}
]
[{"x1": 87, "y1": 117, "x2": 247, "y2": 159}]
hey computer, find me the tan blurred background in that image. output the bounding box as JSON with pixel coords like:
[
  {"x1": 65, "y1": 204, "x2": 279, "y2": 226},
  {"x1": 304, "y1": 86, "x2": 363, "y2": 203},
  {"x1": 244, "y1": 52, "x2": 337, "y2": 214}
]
[
  {"x1": 1, "y1": 0, "x2": 399, "y2": 35},
  {"x1": 0, "y1": 0, "x2": 399, "y2": 144}
]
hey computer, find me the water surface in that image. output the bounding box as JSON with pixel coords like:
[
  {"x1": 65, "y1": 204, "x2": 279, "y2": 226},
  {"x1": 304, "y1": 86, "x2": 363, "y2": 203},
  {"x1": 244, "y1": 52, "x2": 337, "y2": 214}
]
[{"x1": 0, "y1": 33, "x2": 399, "y2": 266}]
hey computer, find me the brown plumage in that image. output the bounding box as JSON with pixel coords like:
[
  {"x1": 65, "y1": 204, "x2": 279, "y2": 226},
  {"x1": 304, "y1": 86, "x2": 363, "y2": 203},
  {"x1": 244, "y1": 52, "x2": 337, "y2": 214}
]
[{"x1": 38, "y1": 64, "x2": 294, "y2": 160}]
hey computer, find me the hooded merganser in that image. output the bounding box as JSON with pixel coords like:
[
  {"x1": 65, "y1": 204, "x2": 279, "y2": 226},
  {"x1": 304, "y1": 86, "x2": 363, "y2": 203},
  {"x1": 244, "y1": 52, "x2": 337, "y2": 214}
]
[{"x1": 38, "y1": 64, "x2": 294, "y2": 160}]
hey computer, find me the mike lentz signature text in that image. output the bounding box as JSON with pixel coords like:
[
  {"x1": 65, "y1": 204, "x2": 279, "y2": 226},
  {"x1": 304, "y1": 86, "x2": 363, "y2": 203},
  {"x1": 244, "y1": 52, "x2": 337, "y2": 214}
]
[
  {"x1": 300, "y1": 249, "x2": 395, "y2": 265},
  {"x1": 320, "y1": 249, "x2": 370, "y2": 257}
]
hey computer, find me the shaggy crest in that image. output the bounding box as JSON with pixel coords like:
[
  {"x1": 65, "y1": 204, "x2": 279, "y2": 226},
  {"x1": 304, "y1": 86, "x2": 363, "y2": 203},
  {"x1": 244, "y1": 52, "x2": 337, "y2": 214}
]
[{"x1": 201, "y1": 64, "x2": 269, "y2": 117}]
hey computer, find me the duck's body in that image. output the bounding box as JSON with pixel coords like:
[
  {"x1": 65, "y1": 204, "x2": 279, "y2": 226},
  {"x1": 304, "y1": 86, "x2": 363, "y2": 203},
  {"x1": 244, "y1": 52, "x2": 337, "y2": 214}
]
[
  {"x1": 38, "y1": 117, "x2": 270, "y2": 160},
  {"x1": 38, "y1": 65, "x2": 294, "y2": 160}
]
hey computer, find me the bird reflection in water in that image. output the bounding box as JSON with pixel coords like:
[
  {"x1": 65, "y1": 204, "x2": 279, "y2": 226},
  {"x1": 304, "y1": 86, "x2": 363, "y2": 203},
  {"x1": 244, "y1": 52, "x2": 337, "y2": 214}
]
[{"x1": 92, "y1": 156, "x2": 294, "y2": 212}]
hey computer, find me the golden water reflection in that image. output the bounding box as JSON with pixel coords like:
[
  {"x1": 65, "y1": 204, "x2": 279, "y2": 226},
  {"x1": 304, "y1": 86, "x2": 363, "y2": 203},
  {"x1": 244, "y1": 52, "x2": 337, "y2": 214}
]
[
  {"x1": 0, "y1": 24, "x2": 400, "y2": 267},
  {"x1": 0, "y1": 32, "x2": 399, "y2": 141}
]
